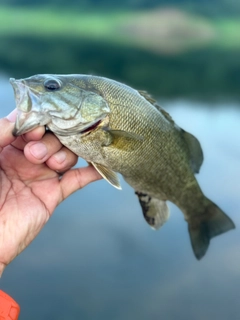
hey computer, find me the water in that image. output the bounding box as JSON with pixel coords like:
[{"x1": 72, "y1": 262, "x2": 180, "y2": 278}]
[{"x1": 0, "y1": 75, "x2": 239, "y2": 319}]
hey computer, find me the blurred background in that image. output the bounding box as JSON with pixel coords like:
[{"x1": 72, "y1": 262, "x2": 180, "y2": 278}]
[
  {"x1": 0, "y1": 1, "x2": 240, "y2": 319},
  {"x1": 0, "y1": 0, "x2": 240, "y2": 97}
]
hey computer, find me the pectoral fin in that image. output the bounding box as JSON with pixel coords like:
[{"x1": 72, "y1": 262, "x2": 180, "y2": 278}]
[
  {"x1": 91, "y1": 162, "x2": 121, "y2": 190},
  {"x1": 135, "y1": 191, "x2": 170, "y2": 229},
  {"x1": 102, "y1": 128, "x2": 143, "y2": 150},
  {"x1": 107, "y1": 130, "x2": 143, "y2": 141}
]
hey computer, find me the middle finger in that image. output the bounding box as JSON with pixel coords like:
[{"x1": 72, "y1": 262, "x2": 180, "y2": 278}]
[{"x1": 24, "y1": 132, "x2": 63, "y2": 164}]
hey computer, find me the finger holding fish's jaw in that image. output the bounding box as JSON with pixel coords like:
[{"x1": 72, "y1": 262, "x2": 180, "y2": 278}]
[
  {"x1": 10, "y1": 127, "x2": 46, "y2": 152},
  {"x1": 23, "y1": 126, "x2": 46, "y2": 142},
  {"x1": 24, "y1": 132, "x2": 78, "y2": 172}
]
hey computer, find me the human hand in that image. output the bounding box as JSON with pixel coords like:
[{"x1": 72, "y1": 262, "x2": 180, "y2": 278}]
[{"x1": 0, "y1": 110, "x2": 101, "y2": 276}]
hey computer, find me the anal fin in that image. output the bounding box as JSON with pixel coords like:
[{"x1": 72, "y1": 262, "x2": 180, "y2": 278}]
[
  {"x1": 91, "y1": 162, "x2": 121, "y2": 190},
  {"x1": 135, "y1": 191, "x2": 170, "y2": 229}
]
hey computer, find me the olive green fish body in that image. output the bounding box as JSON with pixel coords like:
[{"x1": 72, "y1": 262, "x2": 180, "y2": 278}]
[
  {"x1": 57, "y1": 77, "x2": 202, "y2": 209},
  {"x1": 10, "y1": 74, "x2": 235, "y2": 259}
]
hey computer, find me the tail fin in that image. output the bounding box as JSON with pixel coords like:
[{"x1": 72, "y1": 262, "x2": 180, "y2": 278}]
[{"x1": 188, "y1": 199, "x2": 235, "y2": 260}]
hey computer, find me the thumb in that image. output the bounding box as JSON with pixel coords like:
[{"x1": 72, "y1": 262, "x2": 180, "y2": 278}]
[{"x1": 0, "y1": 110, "x2": 17, "y2": 152}]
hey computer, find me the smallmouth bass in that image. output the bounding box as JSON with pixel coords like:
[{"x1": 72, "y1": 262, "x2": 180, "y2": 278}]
[{"x1": 10, "y1": 74, "x2": 235, "y2": 259}]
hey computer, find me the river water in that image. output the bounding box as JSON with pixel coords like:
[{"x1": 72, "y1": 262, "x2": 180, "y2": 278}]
[{"x1": 0, "y1": 74, "x2": 239, "y2": 320}]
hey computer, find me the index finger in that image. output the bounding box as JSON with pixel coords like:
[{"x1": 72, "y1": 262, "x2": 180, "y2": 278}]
[{"x1": 23, "y1": 126, "x2": 46, "y2": 142}]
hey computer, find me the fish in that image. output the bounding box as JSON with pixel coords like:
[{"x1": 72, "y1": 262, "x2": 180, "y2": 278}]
[{"x1": 10, "y1": 74, "x2": 235, "y2": 260}]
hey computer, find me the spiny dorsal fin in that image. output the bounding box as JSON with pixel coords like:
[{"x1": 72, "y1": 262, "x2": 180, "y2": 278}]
[
  {"x1": 138, "y1": 90, "x2": 156, "y2": 105},
  {"x1": 181, "y1": 129, "x2": 204, "y2": 174},
  {"x1": 135, "y1": 191, "x2": 170, "y2": 229},
  {"x1": 138, "y1": 90, "x2": 175, "y2": 125},
  {"x1": 156, "y1": 107, "x2": 175, "y2": 125},
  {"x1": 91, "y1": 162, "x2": 121, "y2": 189}
]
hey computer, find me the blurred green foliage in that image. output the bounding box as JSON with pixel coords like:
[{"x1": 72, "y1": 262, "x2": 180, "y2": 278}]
[
  {"x1": 0, "y1": 3, "x2": 239, "y2": 98},
  {"x1": 0, "y1": 6, "x2": 239, "y2": 51},
  {"x1": 1, "y1": 35, "x2": 239, "y2": 98},
  {"x1": 1, "y1": 0, "x2": 240, "y2": 17}
]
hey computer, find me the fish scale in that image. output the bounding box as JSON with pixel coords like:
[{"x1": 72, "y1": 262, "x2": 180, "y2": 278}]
[{"x1": 10, "y1": 74, "x2": 235, "y2": 259}]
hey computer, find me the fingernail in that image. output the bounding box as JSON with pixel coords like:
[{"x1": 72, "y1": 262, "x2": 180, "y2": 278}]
[
  {"x1": 6, "y1": 109, "x2": 17, "y2": 122},
  {"x1": 29, "y1": 142, "x2": 48, "y2": 159},
  {"x1": 54, "y1": 150, "x2": 66, "y2": 164}
]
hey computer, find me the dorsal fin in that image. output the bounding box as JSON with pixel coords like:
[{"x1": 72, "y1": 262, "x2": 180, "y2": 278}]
[
  {"x1": 138, "y1": 90, "x2": 156, "y2": 105},
  {"x1": 181, "y1": 129, "x2": 204, "y2": 174},
  {"x1": 156, "y1": 107, "x2": 175, "y2": 125},
  {"x1": 138, "y1": 90, "x2": 175, "y2": 125}
]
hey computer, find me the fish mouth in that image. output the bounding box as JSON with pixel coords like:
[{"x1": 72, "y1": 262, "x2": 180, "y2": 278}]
[
  {"x1": 10, "y1": 77, "x2": 50, "y2": 136},
  {"x1": 13, "y1": 110, "x2": 50, "y2": 136},
  {"x1": 10, "y1": 78, "x2": 32, "y2": 113},
  {"x1": 52, "y1": 118, "x2": 104, "y2": 136},
  {"x1": 80, "y1": 119, "x2": 102, "y2": 134}
]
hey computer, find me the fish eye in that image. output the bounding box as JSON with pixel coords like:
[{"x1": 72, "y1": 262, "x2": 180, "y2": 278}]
[{"x1": 44, "y1": 79, "x2": 61, "y2": 91}]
